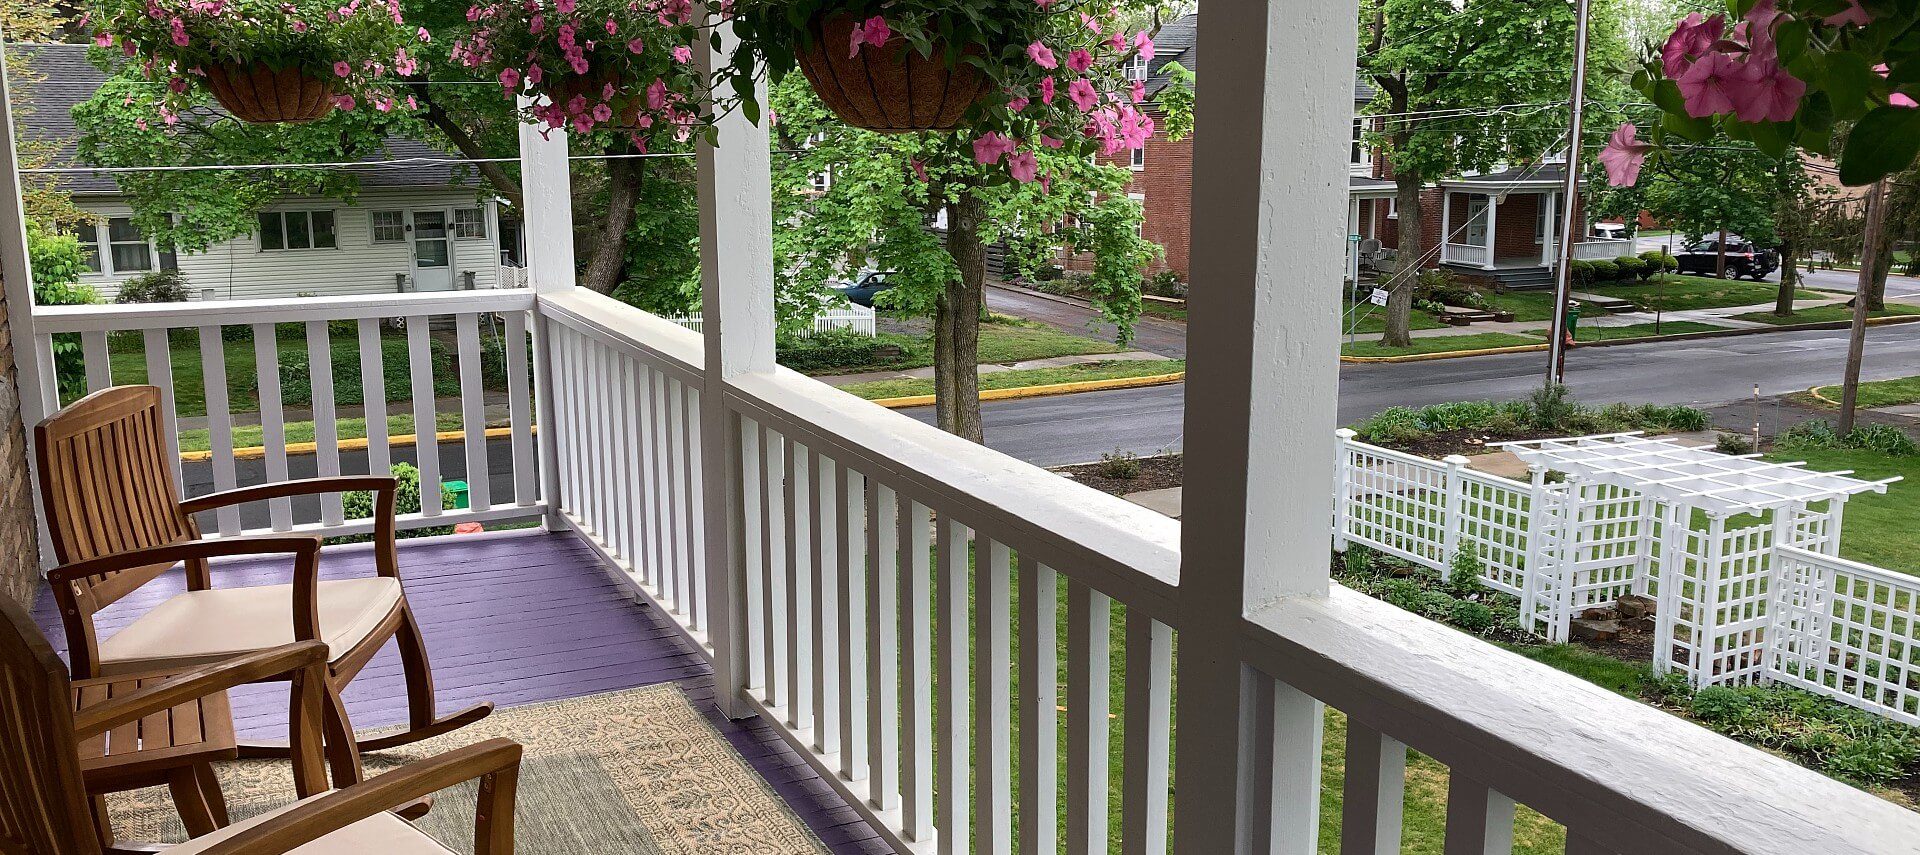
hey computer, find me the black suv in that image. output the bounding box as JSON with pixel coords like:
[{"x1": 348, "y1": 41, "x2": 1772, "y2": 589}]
[{"x1": 1673, "y1": 236, "x2": 1780, "y2": 281}]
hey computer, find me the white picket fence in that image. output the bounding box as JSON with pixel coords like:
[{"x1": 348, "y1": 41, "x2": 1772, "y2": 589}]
[
  {"x1": 1332, "y1": 429, "x2": 1920, "y2": 726},
  {"x1": 666, "y1": 304, "x2": 877, "y2": 337}
]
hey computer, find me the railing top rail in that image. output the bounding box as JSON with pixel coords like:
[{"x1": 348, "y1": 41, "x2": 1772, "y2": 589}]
[
  {"x1": 1240, "y1": 586, "x2": 1920, "y2": 855},
  {"x1": 1779, "y1": 544, "x2": 1919, "y2": 586},
  {"x1": 727, "y1": 368, "x2": 1181, "y2": 618},
  {"x1": 535, "y1": 289, "x2": 704, "y2": 385},
  {"x1": 33, "y1": 289, "x2": 535, "y2": 334}
]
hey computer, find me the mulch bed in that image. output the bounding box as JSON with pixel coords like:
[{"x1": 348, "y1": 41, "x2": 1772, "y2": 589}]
[{"x1": 1053, "y1": 453, "x2": 1183, "y2": 496}]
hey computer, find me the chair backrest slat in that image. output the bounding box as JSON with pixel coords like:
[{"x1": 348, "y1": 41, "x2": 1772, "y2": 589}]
[
  {"x1": 35, "y1": 386, "x2": 197, "y2": 608},
  {"x1": 0, "y1": 599, "x2": 101, "y2": 855}
]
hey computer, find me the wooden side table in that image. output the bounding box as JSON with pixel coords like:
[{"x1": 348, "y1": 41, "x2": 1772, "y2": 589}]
[{"x1": 72, "y1": 669, "x2": 238, "y2": 844}]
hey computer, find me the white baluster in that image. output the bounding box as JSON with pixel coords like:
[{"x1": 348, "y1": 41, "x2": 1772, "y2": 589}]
[
  {"x1": 976, "y1": 538, "x2": 1014, "y2": 855},
  {"x1": 405, "y1": 316, "x2": 441, "y2": 516},
  {"x1": 936, "y1": 515, "x2": 971, "y2": 855},
  {"x1": 198, "y1": 326, "x2": 239, "y2": 535},
  {"x1": 1067, "y1": 580, "x2": 1111, "y2": 855},
  {"x1": 900, "y1": 498, "x2": 934, "y2": 842},
  {"x1": 304, "y1": 321, "x2": 343, "y2": 526},
  {"x1": 1443, "y1": 777, "x2": 1515, "y2": 855},
  {"x1": 1020, "y1": 557, "x2": 1059, "y2": 855},
  {"x1": 1122, "y1": 612, "x2": 1173, "y2": 855},
  {"x1": 141, "y1": 329, "x2": 183, "y2": 499},
  {"x1": 1339, "y1": 724, "x2": 1406, "y2": 855}
]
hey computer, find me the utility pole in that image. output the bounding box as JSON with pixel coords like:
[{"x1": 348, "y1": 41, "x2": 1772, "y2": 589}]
[
  {"x1": 1839, "y1": 178, "x2": 1888, "y2": 434},
  {"x1": 1545, "y1": 0, "x2": 1593, "y2": 386}
]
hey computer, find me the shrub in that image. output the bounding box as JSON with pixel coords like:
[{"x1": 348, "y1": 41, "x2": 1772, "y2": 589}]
[
  {"x1": 1779, "y1": 419, "x2": 1842, "y2": 450},
  {"x1": 1356, "y1": 406, "x2": 1426, "y2": 445},
  {"x1": 1449, "y1": 600, "x2": 1496, "y2": 634},
  {"x1": 114, "y1": 269, "x2": 191, "y2": 304},
  {"x1": 1848, "y1": 425, "x2": 1920, "y2": 457},
  {"x1": 1419, "y1": 400, "x2": 1499, "y2": 432},
  {"x1": 1445, "y1": 544, "x2": 1489, "y2": 598},
  {"x1": 1143, "y1": 270, "x2": 1187, "y2": 298},
  {"x1": 1096, "y1": 449, "x2": 1142, "y2": 480},
  {"x1": 1612, "y1": 256, "x2": 1648, "y2": 280},
  {"x1": 1528, "y1": 382, "x2": 1579, "y2": 430},
  {"x1": 1715, "y1": 433, "x2": 1756, "y2": 455},
  {"x1": 1690, "y1": 685, "x2": 1754, "y2": 725},
  {"x1": 1379, "y1": 578, "x2": 1426, "y2": 612},
  {"x1": 775, "y1": 329, "x2": 891, "y2": 373},
  {"x1": 1569, "y1": 259, "x2": 1596, "y2": 287},
  {"x1": 1640, "y1": 403, "x2": 1710, "y2": 432},
  {"x1": 1639, "y1": 249, "x2": 1679, "y2": 274},
  {"x1": 1586, "y1": 259, "x2": 1620, "y2": 282},
  {"x1": 336, "y1": 463, "x2": 453, "y2": 543}
]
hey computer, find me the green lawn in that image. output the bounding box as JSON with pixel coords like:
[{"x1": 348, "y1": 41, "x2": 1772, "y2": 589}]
[
  {"x1": 1809, "y1": 375, "x2": 1920, "y2": 410},
  {"x1": 1140, "y1": 301, "x2": 1187, "y2": 322},
  {"x1": 1523, "y1": 320, "x2": 1729, "y2": 342},
  {"x1": 1732, "y1": 303, "x2": 1920, "y2": 325},
  {"x1": 173, "y1": 412, "x2": 473, "y2": 455},
  {"x1": 1342, "y1": 300, "x2": 1448, "y2": 334},
  {"x1": 1586, "y1": 275, "x2": 1823, "y2": 313},
  {"x1": 838, "y1": 359, "x2": 1184, "y2": 401},
  {"x1": 1767, "y1": 447, "x2": 1920, "y2": 574},
  {"x1": 1342, "y1": 333, "x2": 1542, "y2": 358},
  {"x1": 791, "y1": 317, "x2": 1122, "y2": 375},
  {"x1": 1476, "y1": 291, "x2": 1563, "y2": 323}
]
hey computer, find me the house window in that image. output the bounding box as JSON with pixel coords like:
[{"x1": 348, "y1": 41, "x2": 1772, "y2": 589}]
[
  {"x1": 1131, "y1": 144, "x2": 1146, "y2": 170},
  {"x1": 371, "y1": 210, "x2": 406, "y2": 243},
  {"x1": 1351, "y1": 120, "x2": 1369, "y2": 170},
  {"x1": 1128, "y1": 192, "x2": 1146, "y2": 236},
  {"x1": 810, "y1": 166, "x2": 832, "y2": 192},
  {"x1": 1125, "y1": 53, "x2": 1149, "y2": 82},
  {"x1": 70, "y1": 222, "x2": 102, "y2": 273},
  {"x1": 258, "y1": 210, "x2": 337, "y2": 251},
  {"x1": 454, "y1": 207, "x2": 486, "y2": 239},
  {"x1": 106, "y1": 217, "x2": 152, "y2": 272},
  {"x1": 1535, "y1": 199, "x2": 1550, "y2": 244},
  {"x1": 1386, "y1": 199, "x2": 1398, "y2": 220}
]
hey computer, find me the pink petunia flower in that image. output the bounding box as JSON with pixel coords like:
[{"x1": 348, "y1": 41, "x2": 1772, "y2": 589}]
[
  {"x1": 1039, "y1": 76, "x2": 1055, "y2": 104},
  {"x1": 1034, "y1": 0, "x2": 1053, "y2": 8},
  {"x1": 1874, "y1": 64, "x2": 1916, "y2": 108},
  {"x1": 847, "y1": 15, "x2": 890, "y2": 57},
  {"x1": 1662, "y1": 13, "x2": 1724, "y2": 79},
  {"x1": 93, "y1": 31, "x2": 112, "y2": 47},
  {"x1": 605, "y1": 18, "x2": 616, "y2": 34},
  {"x1": 1134, "y1": 32, "x2": 1154, "y2": 63},
  {"x1": 291, "y1": 19, "x2": 307, "y2": 31},
  {"x1": 603, "y1": 82, "x2": 616, "y2": 99},
  {"x1": 1079, "y1": 12, "x2": 1100, "y2": 33},
  {"x1": 1067, "y1": 78, "x2": 1097, "y2": 112},
  {"x1": 1009, "y1": 96, "x2": 1030, "y2": 112},
  {"x1": 526, "y1": 64, "x2": 543, "y2": 83},
  {"x1": 628, "y1": 37, "x2": 645, "y2": 53},
  {"x1": 972, "y1": 131, "x2": 1016, "y2": 164},
  {"x1": 1007, "y1": 149, "x2": 1038, "y2": 183},
  {"x1": 1129, "y1": 80, "x2": 1145, "y2": 103},
  {"x1": 647, "y1": 78, "x2": 668, "y2": 109},
  {"x1": 1066, "y1": 49, "x2": 1092, "y2": 74},
  {"x1": 1729, "y1": 54, "x2": 1805, "y2": 123},
  {"x1": 672, "y1": 45, "x2": 692, "y2": 63},
  {"x1": 334, "y1": 60, "x2": 352, "y2": 77},
  {"x1": 332, "y1": 94, "x2": 356, "y2": 109},
  {"x1": 417, "y1": 26, "x2": 431, "y2": 41},
  {"x1": 1678, "y1": 50, "x2": 1740, "y2": 117},
  {"x1": 1106, "y1": 31, "x2": 1124, "y2": 52},
  {"x1": 169, "y1": 17, "x2": 188, "y2": 46},
  {"x1": 135, "y1": 118, "x2": 148, "y2": 130},
  {"x1": 1597, "y1": 122, "x2": 1653, "y2": 187},
  {"x1": 592, "y1": 103, "x2": 612, "y2": 122},
  {"x1": 554, "y1": 0, "x2": 573, "y2": 13},
  {"x1": 1027, "y1": 41, "x2": 1056, "y2": 69},
  {"x1": 1039, "y1": 135, "x2": 1062, "y2": 148}
]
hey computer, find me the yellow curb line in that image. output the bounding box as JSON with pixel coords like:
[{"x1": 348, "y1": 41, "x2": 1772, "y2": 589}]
[
  {"x1": 1807, "y1": 385, "x2": 1841, "y2": 407},
  {"x1": 1340, "y1": 343, "x2": 1551, "y2": 363},
  {"x1": 180, "y1": 425, "x2": 529, "y2": 463},
  {"x1": 870, "y1": 372, "x2": 1187, "y2": 409}
]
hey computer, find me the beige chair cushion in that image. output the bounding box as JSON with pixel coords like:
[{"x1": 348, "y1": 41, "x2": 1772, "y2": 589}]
[
  {"x1": 167, "y1": 796, "x2": 455, "y2": 855},
  {"x1": 97, "y1": 577, "x2": 403, "y2": 676}
]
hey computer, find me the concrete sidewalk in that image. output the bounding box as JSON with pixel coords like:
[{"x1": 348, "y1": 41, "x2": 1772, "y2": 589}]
[{"x1": 814, "y1": 350, "x2": 1172, "y2": 387}]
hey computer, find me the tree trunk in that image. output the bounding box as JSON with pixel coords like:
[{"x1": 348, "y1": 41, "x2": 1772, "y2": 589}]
[
  {"x1": 1384, "y1": 173, "x2": 1423, "y2": 348},
  {"x1": 1714, "y1": 228, "x2": 1727, "y2": 278},
  {"x1": 581, "y1": 150, "x2": 643, "y2": 295},
  {"x1": 411, "y1": 84, "x2": 525, "y2": 210},
  {"x1": 1774, "y1": 232, "x2": 1797, "y2": 316},
  {"x1": 938, "y1": 187, "x2": 987, "y2": 443},
  {"x1": 1867, "y1": 229, "x2": 1892, "y2": 311}
]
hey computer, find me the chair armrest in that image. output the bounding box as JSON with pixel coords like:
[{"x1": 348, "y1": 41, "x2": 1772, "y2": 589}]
[
  {"x1": 192, "y1": 739, "x2": 524, "y2": 855},
  {"x1": 45, "y1": 535, "x2": 323, "y2": 586},
  {"x1": 178, "y1": 476, "x2": 397, "y2": 516},
  {"x1": 71, "y1": 641, "x2": 329, "y2": 739}
]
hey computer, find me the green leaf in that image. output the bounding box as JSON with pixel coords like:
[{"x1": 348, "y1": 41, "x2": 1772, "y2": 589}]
[
  {"x1": 1837, "y1": 106, "x2": 1920, "y2": 185},
  {"x1": 1821, "y1": 50, "x2": 1875, "y2": 121}
]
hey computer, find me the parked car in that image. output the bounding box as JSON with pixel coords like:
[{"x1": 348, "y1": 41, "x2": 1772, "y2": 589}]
[
  {"x1": 832, "y1": 270, "x2": 898, "y2": 308},
  {"x1": 1673, "y1": 236, "x2": 1779, "y2": 280}
]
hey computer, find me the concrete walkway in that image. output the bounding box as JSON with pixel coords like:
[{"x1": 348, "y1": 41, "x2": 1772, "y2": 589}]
[{"x1": 814, "y1": 350, "x2": 1171, "y2": 387}]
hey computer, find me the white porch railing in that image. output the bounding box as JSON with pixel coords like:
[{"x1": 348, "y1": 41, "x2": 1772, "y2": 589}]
[
  {"x1": 1572, "y1": 238, "x2": 1637, "y2": 261},
  {"x1": 665, "y1": 303, "x2": 877, "y2": 337},
  {"x1": 30, "y1": 290, "x2": 545, "y2": 540},
  {"x1": 1442, "y1": 242, "x2": 1491, "y2": 267}
]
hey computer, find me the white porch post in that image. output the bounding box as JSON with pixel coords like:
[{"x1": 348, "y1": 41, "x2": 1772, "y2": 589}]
[
  {"x1": 518, "y1": 97, "x2": 575, "y2": 534},
  {"x1": 1483, "y1": 193, "x2": 1500, "y2": 269},
  {"x1": 1541, "y1": 191, "x2": 1558, "y2": 268},
  {"x1": 0, "y1": 45, "x2": 56, "y2": 569},
  {"x1": 1173, "y1": 0, "x2": 1354, "y2": 852},
  {"x1": 1439, "y1": 190, "x2": 1453, "y2": 264},
  {"x1": 695, "y1": 19, "x2": 776, "y2": 721}
]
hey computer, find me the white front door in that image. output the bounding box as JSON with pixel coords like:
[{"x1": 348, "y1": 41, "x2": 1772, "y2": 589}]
[
  {"x1": 1464, "y1": 197, "x2": 1490, "y2": 249},
  {"x1": 409, "y1": 210, "x2": 454, "y2": 291}
]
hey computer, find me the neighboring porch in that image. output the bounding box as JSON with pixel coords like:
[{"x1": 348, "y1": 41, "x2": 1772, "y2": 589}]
[{"x1": 1438, "y1": 167, "x2": 1633, "y2": 286}]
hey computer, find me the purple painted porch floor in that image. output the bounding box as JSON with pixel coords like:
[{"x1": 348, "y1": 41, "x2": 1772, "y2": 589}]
[{"x1": 31, "y1": 529, "x2": 893, "y2": 855}]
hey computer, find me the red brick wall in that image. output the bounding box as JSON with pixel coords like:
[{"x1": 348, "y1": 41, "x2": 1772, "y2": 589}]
[{"x1": 1058, "y1": 109, "x2": 1193, "y2": 282}]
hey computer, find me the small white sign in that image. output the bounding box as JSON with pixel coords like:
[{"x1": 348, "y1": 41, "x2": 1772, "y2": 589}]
[{"x1": 1369, "y1": 288, "x2": 1390, "y2": 307}]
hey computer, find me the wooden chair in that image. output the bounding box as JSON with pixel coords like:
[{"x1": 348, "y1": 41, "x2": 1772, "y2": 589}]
[
  {"x1": 34, "y1": 386, "x2": 492, "y2": 768},
  {"x1": 0, "y1": 596, "x2": 522, "y2": 855}
]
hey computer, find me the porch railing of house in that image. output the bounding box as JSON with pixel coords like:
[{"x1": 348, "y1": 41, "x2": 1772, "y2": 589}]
[
  {"x1": 1571, "y1": 238, "x2": 1638, "y2": 261},
  {"x1": 1441, "y1": 241, "x2": 1491, "y2": 267},
  {"x1": 10, "y1": 15, "x2": 1920, "y2": 855}
]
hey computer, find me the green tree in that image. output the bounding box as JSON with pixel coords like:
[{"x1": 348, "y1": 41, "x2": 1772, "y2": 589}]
[
  {"x1": 1589, "y1": 141, "x2": 1781, "y2": 280},
  {"x1": 769, "y1": 78, "x2": 1157, "y2": 441},
  {"x1": 1359, "y1": 0, "x2": 1617, "y2": 347}
]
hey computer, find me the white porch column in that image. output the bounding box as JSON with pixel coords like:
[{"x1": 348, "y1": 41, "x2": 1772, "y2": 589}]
[
  {"x1": 1439, "y1": 190, "x2": 1453, "y2": 265},
  {"x1": 518, "y1": 98, "x2": 575, "y2": 534},
  {"x1": 695, "y1": 19, "x2": 776, "y2": 721},
  {"x1": 1541, "y1": 191, "x2": 1557, "y2": 268},
  {"x1": 0, "y1": 45, "x2": 56, "y2": 570},
  {"x1": 1173, "y1": 0, "x2": 1354, "y2": 851},
  {"x1": 1483, "y1": 193, "x2": 1500, "y2": 269}
]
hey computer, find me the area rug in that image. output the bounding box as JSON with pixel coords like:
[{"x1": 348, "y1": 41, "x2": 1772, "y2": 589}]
[{"x1": 104, "y1": 684, "x2": 830, "y2": 855}]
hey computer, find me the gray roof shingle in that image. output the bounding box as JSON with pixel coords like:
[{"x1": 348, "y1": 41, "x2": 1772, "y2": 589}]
[
  {"x1": 7, "y1": 42, "x2": 474, "y2": 195},
  {"x1": 1145, "y1": 14, "x2": 1374, "y2": 105}
]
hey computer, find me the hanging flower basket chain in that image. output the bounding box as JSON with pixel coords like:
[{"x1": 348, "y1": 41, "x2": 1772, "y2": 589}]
[{"x1": 795, "y1": 14, "x2": 990, "y2": 133}]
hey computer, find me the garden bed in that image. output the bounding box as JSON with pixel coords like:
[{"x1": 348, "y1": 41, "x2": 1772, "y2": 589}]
[{"x1": 1053, "y1": 452, "x2": 1182, "y2": 495}]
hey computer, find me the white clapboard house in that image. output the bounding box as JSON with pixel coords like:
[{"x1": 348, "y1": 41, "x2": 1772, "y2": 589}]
[{"x1": 10, "y1": 43, "x2": 525, "y2": 302}]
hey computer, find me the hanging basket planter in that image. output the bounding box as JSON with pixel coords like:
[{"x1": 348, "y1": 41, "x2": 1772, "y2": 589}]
[
  {"x1": 202, "y1": 63, "x2": 336, "y2": 124},
  {"x1": 794, "y1": 14, "x2": 990, "y2": 133}
]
